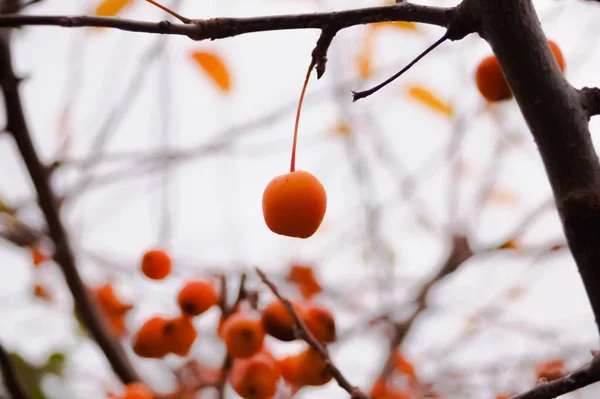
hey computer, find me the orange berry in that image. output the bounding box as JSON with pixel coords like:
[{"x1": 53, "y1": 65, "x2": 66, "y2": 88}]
[
  {"x1": 475, "y1": 56, "x2": 512, "y2": 102},
  {"x1": 476, "y1": 40, "x2": 565, "y2": 103},
  {"x1": 294, "y1": 347, "x2": 332, "y2": 387},
  {"x1": 163, "y1": 315, "x2": 197, "y2": 357},
  {"x1": 132, "y1": 316, "x2": 169, "y2": 359},
  {"x1": 221, "y1": 312, "x2": 265, "y2": 359},
  {"x1": 177, "y1": 280, "x2": 219, "y2": 316},
  {"x1": 229, "y1": 352, "x2": 281, "y2": 399},
  {"x1": 303, "y1": 304, "x2": 336, "y2": 343},
  {"x1": 262, "y1": 170, "x2": 327, "y2": 239},
  {"x1": 122, "y1": 382, "x2": 153, "y2": 399},
  {"x1": 140, "y1": 249, "x2": 171, "y2": 280},
  {"x1": 548, "y1": 40, "x2": 566, "y2": 71},
  {"x1": 261, "y1": 299, "x2": 303, "y2": 342},
  {"x1": 277, "y1": 355, "x2": 303, "y2": 387}
]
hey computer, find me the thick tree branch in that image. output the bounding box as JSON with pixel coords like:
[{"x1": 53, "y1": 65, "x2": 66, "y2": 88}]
[
  {"x1": 510, "y1": 352, "x2": 600, "y2": 399},
  {"x1": 579, "y1": 87, "x2": 600, "y2": 119},
  {"x1": 0, "y1": 343, "x2": 30, "y2": 399},
  {"x1": 0, "y1": 27, "x2": 139, "y2": 384},
  {"x1": 470, "y1": 0, "x2": 600, "y2": 336},
  {"x1": 0, "y1": 3, "x2": 453, "y2": 39}
]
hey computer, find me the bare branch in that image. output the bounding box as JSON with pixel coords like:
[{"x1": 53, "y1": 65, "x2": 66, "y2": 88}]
[
  {"x1": 255, "y1": 268, "x2": 370, "y2": 399},
  {"x1": 0, "y1": 343, "x2": 30, "y2": 399},
  {"x1": 0, "y1": 27, "x2": 140, "y2": 384},
  {"x1": 511, "y1": 352, "x2": 600, "y2": 399},
  {"x1": 378, "y1": 235, "x2": 473, "y2": 379},
  {"x1": 0, "y1": 3, "x2": 453, "y2": 40},
  {"x1": 470, "y1": 0, "x2": 600, "y2": 336},
  {"x1": 352, "y1": 34, "x2": 448, "y2": 101}
]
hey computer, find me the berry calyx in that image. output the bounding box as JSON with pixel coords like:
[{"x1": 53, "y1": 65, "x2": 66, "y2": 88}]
[
  {"x1": 229, "y1": 351, "x2": 281, "y2": 399},
  {"x1": 221, "y1": 312, "x2": 265, "y2": 359},
  {"x1": 260, "y1": 299, "x2": 304, "y2": 342},
  {"x1": 177, "y1": 279, "x2": 219, "y2": 316}
]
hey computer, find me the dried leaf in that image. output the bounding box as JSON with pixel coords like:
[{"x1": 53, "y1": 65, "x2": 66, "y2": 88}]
[
  {"x1": 372, "y1": 21, "x2": 418, "y2": 31},
  {"x1": 95, "y1": 0, "x2": 133, "y2": 17},
  {"x1": 505, "y1": 285, "x2": 524, "y2": 301},
  {"x1": 535, "y1": 359, "x2": 565, "y2": 382},
  {"x1": 286, "y1": 264, "x2": 322, "y2": 300},
  {"x1": 31, "y1": 246, "x2": 50, "y2": 267},
  {"x1": 33, "y1": 284, "x2": 52, "y2": 302},
  {"x1": 190, "y1": 50, "x2": 232, "y2": 92},
  {"x1": 357, "y1": 29, "x2": 375, "y2": 79},
  {"x1": 91, "y1": 283, "x2": 134, "y2": 337},
  {"x1": 498, "y1": 239, "x2": 518, "y2": 250},
  {"x1": 548, "y1": 243, "x2": 566, "y2": 252},
  {"x1": 454, "y1": 159, "x2": 473, "y2": 177},
  {"x1": 328, "y1": 122, "x2": 351, "y2": 137},
  {"x1": 393, "y1": 351, "x2": 417, "y2": 380},
  {"x1": 486, "y1": 188, "x2": 519, "y2": 205},
  {"x1": 405, "y1": 85, "x2": 453, "y2": 117}
]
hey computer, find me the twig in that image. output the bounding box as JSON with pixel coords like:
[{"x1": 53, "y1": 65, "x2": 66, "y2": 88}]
[
  {"x1": 377, "y1": 235, "x2": 473, "y2": 379},
  {"x1": 0, "y1": 343, "x2": 30, "y2": 399},
  {"x1": 0, "y1": 27, "x2": 140, "y2": 384},
  {"x1": 0, "y1": 3, "x2": 453, "y2": 40},
  {"x1": 255, "y1": 267, "x2": 370, "y2": 399},
  {"x1": 0, "y1": 0, "x2": 43, "y2": 14},
  {"x1": 510, "y1": 352, "x2": 600, "y2": 399},
  {"x1": 352, "y1": 34, "x2": 448, "y2": 101},
  {"x1": 216, "y1": 273, "x2": 248, "y2": 399}
]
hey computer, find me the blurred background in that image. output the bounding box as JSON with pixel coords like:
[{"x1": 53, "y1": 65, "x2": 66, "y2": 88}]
[{"x1": 2, "y1": 0, "x2": 600, "y2": 397}]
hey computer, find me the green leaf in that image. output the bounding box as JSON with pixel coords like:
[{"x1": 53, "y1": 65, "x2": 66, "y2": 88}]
[{"x1": 43, "y1": 352, "x2": 66, "y2": 376}]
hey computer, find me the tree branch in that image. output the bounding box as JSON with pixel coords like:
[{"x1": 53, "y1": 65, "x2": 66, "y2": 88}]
[
  {"x1": 579, "y1": 87, "x2": 600, "y2": 120},
  {"x1": 0, "y1": 26, "x2": 140, "y2": 384},
  {"x1": 470, "y1": 0, "x2": 600, "y2": 336},
  {"x1": 510, "y1": 352, "x2": 600, "y2": 399},
  {"x1": 255, "y1": 268, "x2": 370, "y2": 399},
  {"x1": 0, "y1": 3, "x2": 453, "y2": 39},
  {"x1": 378, "y1": 235, "x2": 473, "y2": 379},
  {"x1": 0, "y1": 343, "x2": 30, "y2": 399}
]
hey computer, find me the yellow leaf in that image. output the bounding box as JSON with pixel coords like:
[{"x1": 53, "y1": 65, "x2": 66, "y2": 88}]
[
  {"x1": 505, "y1": 285, "x2": 524, "y2": 301},
  {"x1": 372, "y1": 21, "x2": 418, "y2": 31},
  {"x1": 486, "y1": 188, "x2": 519, "y2": 205},
  {"x1": 356, "y1": 29, "x2": 375, "y2": 79},
  {"x1": 95, "y1": 0, "x2": 133, "y2": 16},
  {"x1": 454, "y1": 159, "x2": 473, "y2": 177},
  {"x1": 405, "y1": 85, "x2": 453, "y2": 116},
  {"x1": 498, "y1": 239, "x2": 518, "y2": 250},
  {"x1": 190, "y1": 51, "x2": 232, "y2": 92},
  {"x1": 329, "y1": 122, "x2": 351, "y2": 137}
]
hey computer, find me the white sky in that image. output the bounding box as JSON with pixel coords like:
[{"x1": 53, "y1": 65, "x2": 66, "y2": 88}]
[{"x1": 2, "y1": 0, "x2": 600, "y2": 398}]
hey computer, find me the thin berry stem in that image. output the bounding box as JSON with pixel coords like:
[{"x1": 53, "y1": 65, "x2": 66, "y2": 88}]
[
  {"x1": 143, "y1": 0, "x2": 191, "y2": 24},
  {"x1": 290, "y1": 61, "x2": 315, "y2": 173}
]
